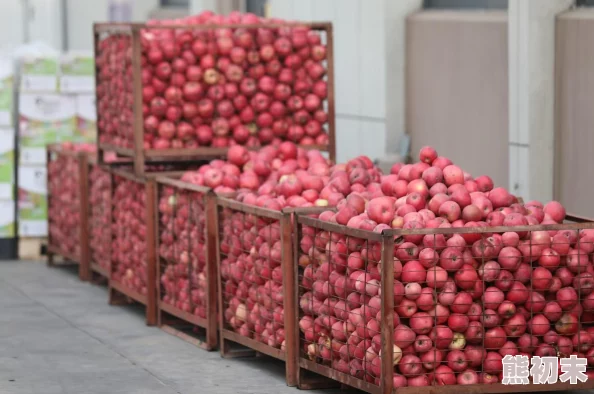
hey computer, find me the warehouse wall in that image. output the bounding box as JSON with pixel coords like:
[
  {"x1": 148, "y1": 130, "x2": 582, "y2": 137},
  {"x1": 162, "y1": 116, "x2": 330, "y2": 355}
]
[
  {"x1": 406, "y1": 10, "x2": 509, "y2": 187},
  {"x1": 268, "y1": 0, "x2": 388, "y2": 164},
  {"x1": 555, "y1": 8, "x2": 594, "y2": 217},
  {"x1": 66, "y1": 0, "x2": 159, "y2": 51}
]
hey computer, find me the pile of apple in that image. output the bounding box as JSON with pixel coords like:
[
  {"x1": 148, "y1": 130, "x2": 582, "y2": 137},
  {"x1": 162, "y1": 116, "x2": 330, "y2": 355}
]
[
  {"x1": 47, "y1": 142, "x2": 96, "y2": 259},
  {"x1": 158, "y1": 187, "x2": 209, "y2": 318},
  {"x1": 168, "y1": 142, "x2": 376, "y2": 347},
  {"x1": 89, "y1": 164, "x2": 112, "y2": 271},
  {"x1": 298, "y1": 146, "x2": 594, "y2": 387},
  {"x1": 97, "y1": 10, "x2": 329, "y2": 151},
  {"x1": 111, "y1": 176, "x2": 149, "y2": 294}
]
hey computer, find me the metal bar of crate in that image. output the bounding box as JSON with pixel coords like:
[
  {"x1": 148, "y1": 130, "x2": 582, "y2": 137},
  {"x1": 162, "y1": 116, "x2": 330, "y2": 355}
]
[
  {"x1": 154, "y1": 174, "x2": 218, "y2": 350},
  {"x1": 94, "y1": 22, "x2": 333, "y2": 32},
  {"x1": 78, "y1": 152, "x2": 91, "y2": 281}
]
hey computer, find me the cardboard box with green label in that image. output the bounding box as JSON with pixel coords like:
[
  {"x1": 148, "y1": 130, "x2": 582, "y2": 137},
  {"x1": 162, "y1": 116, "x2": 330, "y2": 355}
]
[
  {"x1": 19, "y1": 56, "x2": 59, "y2": 93},
  {"x1": 0, "y1": 199, "x2": 15, "y2": 237},
  {"x1": 0, "y1": 127, "x2": 14, "y2": 200},
  {"x1": 19, "y1": 93, "x2": 76, "y2": 165},
  {"x1": 75, "y1": 94, "x2": 96, "y2": 143},
  {"x1": 18, "y1": 165, "x2": 47, "y2": 237},
  {"x1": 59, "y1": 52, "x2": 95, "y2": 93}
]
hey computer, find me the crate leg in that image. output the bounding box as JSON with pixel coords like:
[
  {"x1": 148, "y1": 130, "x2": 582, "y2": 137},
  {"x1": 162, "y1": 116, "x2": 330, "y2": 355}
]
[
  {"x1": 146, "y1": 302, "x2": 157, "y2": 327},
  {"x1": 108, "y1": 287, "x2": 129, "y2": 306},
  {"x1": 47, "y1": 251, "x2": 55, "y2": 267},
  {"x1": 296, "y1": 367, "x2": 340, "y2": 390},
  {"x1": 91, "y1": 272, "x2": 108, "y2": 286},
  {"x1": 219, "y1": 337, "x2": 257, "y2": 359},
  {"x1": 160, "y1": 324, "x2": 215, "y2": 351}
]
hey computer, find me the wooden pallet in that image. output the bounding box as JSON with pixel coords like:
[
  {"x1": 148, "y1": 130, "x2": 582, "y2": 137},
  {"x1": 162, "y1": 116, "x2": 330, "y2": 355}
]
[{"x1": 19, "y1": 237, "x2": 47, "y2": 261}]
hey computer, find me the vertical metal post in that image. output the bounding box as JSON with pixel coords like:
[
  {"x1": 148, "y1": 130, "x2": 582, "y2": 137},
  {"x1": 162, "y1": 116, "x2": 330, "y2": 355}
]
[
  {"x1": 79, "y1": 153, "x2": 91, "y2": 281},
  {"x1": 324, "y1": 23, "x2": 336, "y2": 163},
  {"x1": 145, "y1": 177, "x2": 157, "y2": 325},
  {"x1": 131, "y1": 26, "x2": 145, "y2": 175},
  {"x1": 380, "y1": 234, "x2": 395, "y2": 394},
  {"x1": 281, "y1": 211, "x2": 297, "y2": 386},
  {"x1": 205, "y1": 191, "x2": 219, "y2": 350}
]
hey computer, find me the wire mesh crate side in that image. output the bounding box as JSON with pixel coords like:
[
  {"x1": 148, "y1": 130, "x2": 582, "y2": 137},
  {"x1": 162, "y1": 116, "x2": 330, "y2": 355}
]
[
  {"x1": 95, "y1": 29, "x2": 134, "y2": 150},
  {"x1": 110, "y1": 174, "x2": 149, "y2": 295},
  {"x1": 157, "y1": 182, "x2": 209, "y2": 317},
  {"x1": 89, "y1": 163, "x2": 113, "y2": 274},
  {"x1": 293, "y1": 211, "x2": 594, "y2": 393},
  {"x1": 47, "y1": 150, "x2": 83, "y2": 262}
]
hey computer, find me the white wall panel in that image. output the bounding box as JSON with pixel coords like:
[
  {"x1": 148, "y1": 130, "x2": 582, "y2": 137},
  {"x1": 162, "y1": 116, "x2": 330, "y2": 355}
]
[
  {"x1": 0, "y1": 0, "x2": 25, "y2": 51},
  {"x1": 336, "y1": 117, "x2": 361, "y2": 164},
  {"x1": 311, "y1": 0, "x2": 335, "y2": 22},
  {"x1": 333, "y1": 0, "x2": 361, "y2": 117},
  {"x1": 359, "y1": 0, "x2": 386, "y2": 119},
  {"x1": 66, "y1": 0, "x2": 107, "y2": 51},
  {"x1": 28, "y1": 0, "x2": 64, "y2": 50},
  {"x1": 359, "y1": 121, "x2": 387, "y2": 161},
  {"x1": 268, "y1": 0, "x2": 293, "y2": 19},
  {"x1": 291, "y1": 0, "x2": 313, "y2": 21}
]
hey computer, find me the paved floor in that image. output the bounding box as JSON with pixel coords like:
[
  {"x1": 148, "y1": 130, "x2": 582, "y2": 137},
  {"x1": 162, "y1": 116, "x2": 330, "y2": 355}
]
[
  {"x1": 2, "y1": 261, "x2": 592, "y2": 394},
  {"x1": 0, "y1": 261, "x2": 342, "y2": 394}
]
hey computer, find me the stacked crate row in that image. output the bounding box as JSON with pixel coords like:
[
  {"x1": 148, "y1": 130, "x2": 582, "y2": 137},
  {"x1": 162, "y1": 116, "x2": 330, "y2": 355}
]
[{"x1": 45, "y1": 138, "x2": 594, "y2": 393}]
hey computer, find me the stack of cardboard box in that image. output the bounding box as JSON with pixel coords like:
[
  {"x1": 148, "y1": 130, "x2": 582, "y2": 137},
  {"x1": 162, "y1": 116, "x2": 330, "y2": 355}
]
[{"x1": 17, "y1": 52, "x2": 95, "y2": 237}]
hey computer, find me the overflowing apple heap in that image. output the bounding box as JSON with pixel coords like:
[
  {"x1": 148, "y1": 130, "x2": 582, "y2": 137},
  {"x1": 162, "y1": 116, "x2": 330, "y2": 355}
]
[
  {"x1": 97, "y1": 11, "x2": 329, "y2": 150},
  {"x1": 156, "y1": 141, "x2": 377, "y2": 344},
  {"x1": 297, "y1": 146, "x2": 594, "y2": 387},
  {"x1": 47, "y1": 142, "x2": 96, "y2": 259}
]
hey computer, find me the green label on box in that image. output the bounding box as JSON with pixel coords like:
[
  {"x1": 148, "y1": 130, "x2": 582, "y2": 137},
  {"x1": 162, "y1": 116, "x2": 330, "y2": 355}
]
[
  {"x1": 0, "y1": 150, "x2": 14, "y2": 183},
  {"x1": 61, "y1": 56, "x2": 94, "y2": 76},
  {"x1": 0, "y1": 78, "x2": 13, "y2": 126},
  {"x1": 20, "y1": 119, "x2": 76, "y2": 147},
  {"x1": 0, "y1": 199, "x2": 15, "y2": 237},
  {"x1": 18, "y1": 189, "x2": 47, "y2": 221},
  {"x1": 74, "y1": 118, "x2": 96, "y2": 143},
  {"x1": 0, "y1": 222, "x2": 15, "y2": 237},
  {"x1": 22, "y1": 58, "x2": 58, "y2": 76}
]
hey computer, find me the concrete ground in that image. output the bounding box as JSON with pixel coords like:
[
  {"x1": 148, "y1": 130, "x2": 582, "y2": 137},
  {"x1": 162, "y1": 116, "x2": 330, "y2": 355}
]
[
  {"x1": 0, "y1": 261, "x2": 343, "y2": 394},
  {"x1": 2, "y1": 261, "x2": 591, "y2": 394}
]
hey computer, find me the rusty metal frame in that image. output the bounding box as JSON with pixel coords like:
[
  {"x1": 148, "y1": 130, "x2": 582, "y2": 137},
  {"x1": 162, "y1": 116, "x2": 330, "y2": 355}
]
[
  {"x1": 107, "y1": 167, "x2": 171, "y2": 326},
  {"x1": 45, "y1": 144, "x2": 91, "y2": 281},
  {"x1": 93, "y1": 21, "x2": 336, "y2": 173},
  {"x1": 293, "y1": 210, "x2": 594, "y2": 394},
  {"x1": 154, "y1": 174, "x2": 218, "y2": 350},
  {"x1": 214, "y1": 196, "x2": 330, "y2": 387}
]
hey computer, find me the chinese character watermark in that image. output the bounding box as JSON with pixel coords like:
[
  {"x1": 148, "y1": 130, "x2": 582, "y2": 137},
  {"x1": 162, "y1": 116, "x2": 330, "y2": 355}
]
[
  {"x1": 530, "y1": 356, "x2": 558, "y2": 384},
  {"x1": 502, "y1": 355, "x2": 530, "y2": 385},
  {"x1": 502, "y1": 355, "x2": 589, "y2": 385},
  {"x1": 559, "y1": 355, "x2": 588, "y2": 385}
]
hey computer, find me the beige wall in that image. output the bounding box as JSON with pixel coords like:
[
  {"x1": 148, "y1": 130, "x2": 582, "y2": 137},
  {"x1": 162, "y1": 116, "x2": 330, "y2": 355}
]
[
  {"x1": 555, "y1": 9, "x2": 594, "y2": 217},
  {"x1": 406, "y1": 10, "x2": 509, "y2": 188}
]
